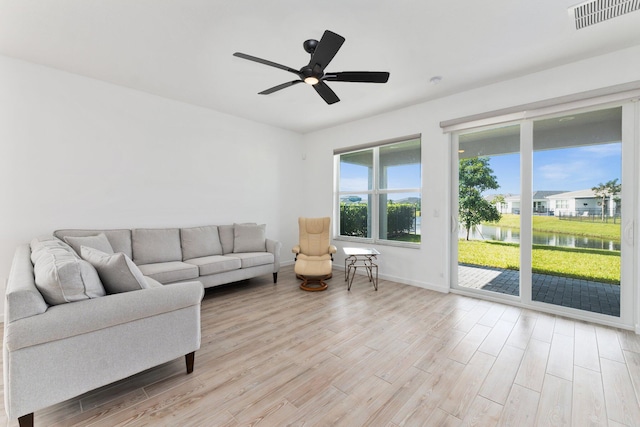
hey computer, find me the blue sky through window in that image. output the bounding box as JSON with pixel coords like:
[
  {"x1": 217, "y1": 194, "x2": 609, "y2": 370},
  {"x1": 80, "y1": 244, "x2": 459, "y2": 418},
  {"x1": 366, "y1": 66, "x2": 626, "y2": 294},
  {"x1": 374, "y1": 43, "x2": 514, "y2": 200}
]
[
  {"x1": 487, "y1": 142, "x2": 621, "y2": 195},
  {"x1": 340, "y1": 163, "x2": 420, "y2": 191}
]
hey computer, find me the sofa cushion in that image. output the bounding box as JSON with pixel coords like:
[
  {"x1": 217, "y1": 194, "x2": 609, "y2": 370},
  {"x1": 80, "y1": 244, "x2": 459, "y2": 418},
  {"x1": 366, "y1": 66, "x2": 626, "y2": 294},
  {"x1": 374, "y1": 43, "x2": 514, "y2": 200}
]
[
  {"x1": 33, "y1": 250, "x2": 106, "y2": 305},
  {"x1": 132, "y1": 228, "x2": 182, "y2": 265},
  {"x1": 229, "y1": 252, "x2": 274, "y2": 269},
  {"x1": 184, "y1": 255, "x2": 242, "y2": 276},
  {"x1": 54, "y1": 229, "x2": 133, "y2": 259},
  {"x1": 64, "y1": 233, "x2": 114, "y2": 256},
  {"x1": 180, "y1": 225, "x2": 223, "y2": 260},
  {"x1": 233, "y1": 223, "x2": 266, "y2": 253},
  {"x1": 81, "y1": 246, "x2": 151, "y2": 294},
  {"x1": 137, "y1": 261, "x2": 199, "y2": 284},
  {"x1": 218, "y1": 224, "x2": 235, "y2": 254}
]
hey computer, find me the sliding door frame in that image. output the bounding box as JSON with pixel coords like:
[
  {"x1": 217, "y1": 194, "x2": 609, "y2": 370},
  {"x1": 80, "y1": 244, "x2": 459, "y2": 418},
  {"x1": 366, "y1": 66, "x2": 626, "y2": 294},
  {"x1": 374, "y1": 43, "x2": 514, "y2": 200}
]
[{"x1": 449, "y1": 100, "x2": 637, "y2": 330}]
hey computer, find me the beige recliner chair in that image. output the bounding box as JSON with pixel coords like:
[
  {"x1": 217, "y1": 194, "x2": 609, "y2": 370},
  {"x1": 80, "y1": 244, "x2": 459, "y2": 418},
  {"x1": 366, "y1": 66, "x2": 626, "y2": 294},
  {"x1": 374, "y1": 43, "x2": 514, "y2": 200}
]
[{"x1": 292, "y1": 217, "x2": 337, "y2": 291}]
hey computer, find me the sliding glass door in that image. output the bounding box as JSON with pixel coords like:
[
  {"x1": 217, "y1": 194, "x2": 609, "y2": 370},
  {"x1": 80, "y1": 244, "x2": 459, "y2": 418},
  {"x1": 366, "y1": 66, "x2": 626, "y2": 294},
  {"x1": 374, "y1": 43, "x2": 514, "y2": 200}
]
[
  {"x1": 531, "y1": 108, "x2": 622, "y2": 316},
  {"x1": 455, "y1": 125, "x2": 521, "y2": 298},
  {"x1": 451, "y1": 103, "x2": 635, "y2": 325}
]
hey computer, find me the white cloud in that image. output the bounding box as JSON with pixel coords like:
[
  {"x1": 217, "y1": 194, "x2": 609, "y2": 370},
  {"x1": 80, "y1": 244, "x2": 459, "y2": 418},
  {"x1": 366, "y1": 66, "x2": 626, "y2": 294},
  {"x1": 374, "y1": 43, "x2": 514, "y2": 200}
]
[
  {"x1": 578, "y1": 143, "x2": 621, "y2": 157},
  {"x1": 537, "y1": 160, "x2": 588, "y2": 181}
]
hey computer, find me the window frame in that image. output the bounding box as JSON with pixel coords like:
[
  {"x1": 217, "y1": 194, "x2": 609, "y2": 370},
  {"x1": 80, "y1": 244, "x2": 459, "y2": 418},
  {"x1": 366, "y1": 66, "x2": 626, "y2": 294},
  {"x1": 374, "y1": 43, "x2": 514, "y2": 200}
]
[{"x1": 334, "y1": 136, "x2": 422, "y2": 248}]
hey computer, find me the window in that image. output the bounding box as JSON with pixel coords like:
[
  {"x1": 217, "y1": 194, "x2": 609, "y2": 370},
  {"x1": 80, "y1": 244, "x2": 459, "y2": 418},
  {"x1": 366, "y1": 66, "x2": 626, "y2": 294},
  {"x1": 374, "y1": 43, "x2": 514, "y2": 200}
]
[{"x1": 335, "y1": 136, "x2": 421, "y2": 244}]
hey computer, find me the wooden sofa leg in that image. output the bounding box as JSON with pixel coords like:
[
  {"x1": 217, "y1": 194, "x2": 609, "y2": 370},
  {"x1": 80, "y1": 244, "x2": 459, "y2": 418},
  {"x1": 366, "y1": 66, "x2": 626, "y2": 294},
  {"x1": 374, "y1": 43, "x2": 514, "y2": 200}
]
[
  {"x1": 185, "y1": 352, "x2": 195, "y2": 374},
  {"x1": 273, "y1": 272, "x2": 278, "y2": 283},
  {"x1": 18, "y1": 413, "x2": 34, "y2": 427}
]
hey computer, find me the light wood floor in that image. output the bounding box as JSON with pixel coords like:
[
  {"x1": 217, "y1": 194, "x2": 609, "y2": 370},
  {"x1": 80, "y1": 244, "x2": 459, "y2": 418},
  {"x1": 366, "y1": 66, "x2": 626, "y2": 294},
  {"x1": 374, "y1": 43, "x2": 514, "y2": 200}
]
[{"x1": 3, "y1": 265, "x2": 640, "y2": 426}]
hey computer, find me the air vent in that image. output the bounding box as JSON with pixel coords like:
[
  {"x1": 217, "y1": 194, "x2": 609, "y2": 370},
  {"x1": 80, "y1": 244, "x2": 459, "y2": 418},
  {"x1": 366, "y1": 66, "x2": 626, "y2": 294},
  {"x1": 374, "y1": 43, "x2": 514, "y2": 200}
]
[{"x1": 569, "y1": 0, "x2": 640, "y2": 29}]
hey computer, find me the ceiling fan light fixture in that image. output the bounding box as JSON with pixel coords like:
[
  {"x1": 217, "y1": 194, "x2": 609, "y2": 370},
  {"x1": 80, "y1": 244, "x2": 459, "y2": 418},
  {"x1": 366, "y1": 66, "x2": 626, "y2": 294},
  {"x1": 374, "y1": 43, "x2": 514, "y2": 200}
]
[{"x1": 304, "y1": 76, "x2": 320, "y2": 85}]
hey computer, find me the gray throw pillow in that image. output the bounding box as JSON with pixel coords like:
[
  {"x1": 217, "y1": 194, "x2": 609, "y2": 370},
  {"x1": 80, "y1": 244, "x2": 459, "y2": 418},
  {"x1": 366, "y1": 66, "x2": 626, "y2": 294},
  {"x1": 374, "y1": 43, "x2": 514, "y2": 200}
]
[
  {"x1": 181, "y1": 225, "x2": 223, "y2": 260},
  {"x1": 64, "y1": 233, "x2": 114, "y2": 256},
  {"x1": 233, "y1": 223, "x2": 266, "y2": 253},
  {"x1": 33, "y1": 250, "x2": 106, "y2": 305},
  {"x1": 81, "y1": 246, "x2": 151, "y2": 294},
  {"x1": 132, "y1": 228, "x2": 182, "y2": 265}
]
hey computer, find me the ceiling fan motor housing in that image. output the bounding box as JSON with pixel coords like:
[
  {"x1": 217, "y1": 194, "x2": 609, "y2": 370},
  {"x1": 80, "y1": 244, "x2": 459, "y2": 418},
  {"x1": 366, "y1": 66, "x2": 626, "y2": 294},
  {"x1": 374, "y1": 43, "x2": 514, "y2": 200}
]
[
  {"x1": 303, "y1": 39, "x2": 318, "y2": 54},
  {"x1": 301, "y1": 65, "x2": 323, "y2": 82}
]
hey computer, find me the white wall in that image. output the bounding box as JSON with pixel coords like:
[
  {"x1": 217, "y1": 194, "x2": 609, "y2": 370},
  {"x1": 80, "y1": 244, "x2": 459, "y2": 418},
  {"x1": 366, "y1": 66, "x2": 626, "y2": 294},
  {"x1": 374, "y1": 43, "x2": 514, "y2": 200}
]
[
  {"x1": 302, "y1": 45, "x2": 640, "y2": 298},
  {"x1": 3, "y1": 44, "x2": 640, "y2": 321},
  {"x1": 0, "y1": 55, "x2": 305, "y2": 316}
]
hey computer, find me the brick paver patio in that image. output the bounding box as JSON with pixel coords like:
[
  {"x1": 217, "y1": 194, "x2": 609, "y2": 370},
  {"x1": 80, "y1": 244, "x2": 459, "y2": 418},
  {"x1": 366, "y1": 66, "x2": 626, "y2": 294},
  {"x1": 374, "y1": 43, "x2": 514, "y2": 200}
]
[{"x1": 458, "y1": 263, "x2": 620, "y2": 317}]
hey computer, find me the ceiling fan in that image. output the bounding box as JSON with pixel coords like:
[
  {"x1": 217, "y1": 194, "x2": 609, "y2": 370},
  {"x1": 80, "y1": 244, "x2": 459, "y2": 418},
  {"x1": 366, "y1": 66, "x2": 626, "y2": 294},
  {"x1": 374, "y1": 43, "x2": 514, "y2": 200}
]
[{"x1": 233, "y1": 30, "x2": 390, "y2": 105}]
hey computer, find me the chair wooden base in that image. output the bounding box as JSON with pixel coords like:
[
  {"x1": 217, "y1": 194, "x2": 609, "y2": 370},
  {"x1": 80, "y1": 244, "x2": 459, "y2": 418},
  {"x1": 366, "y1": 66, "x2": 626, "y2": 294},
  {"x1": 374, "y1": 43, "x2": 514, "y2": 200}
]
[
  {"x1": 299, "y1": 274, "x2": 331, "y2": 292},
  {"x1": 296, "y1": 273, "x2": 332, "y2": 280}
]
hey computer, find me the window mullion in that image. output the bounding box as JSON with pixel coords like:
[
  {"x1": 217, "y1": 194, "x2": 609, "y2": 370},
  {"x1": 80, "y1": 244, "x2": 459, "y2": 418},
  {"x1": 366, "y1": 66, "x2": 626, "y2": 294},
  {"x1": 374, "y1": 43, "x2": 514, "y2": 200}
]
[{"x1": 373, "y1": 147, "x2": 380, "y2": 242}]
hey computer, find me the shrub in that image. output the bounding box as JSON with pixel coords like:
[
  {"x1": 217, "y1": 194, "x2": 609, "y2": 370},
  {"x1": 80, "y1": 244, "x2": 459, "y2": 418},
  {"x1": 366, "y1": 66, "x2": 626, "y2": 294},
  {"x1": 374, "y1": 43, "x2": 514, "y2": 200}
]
[{"x1": 340, "y1": 202, "x2": 418, "y2": 238}]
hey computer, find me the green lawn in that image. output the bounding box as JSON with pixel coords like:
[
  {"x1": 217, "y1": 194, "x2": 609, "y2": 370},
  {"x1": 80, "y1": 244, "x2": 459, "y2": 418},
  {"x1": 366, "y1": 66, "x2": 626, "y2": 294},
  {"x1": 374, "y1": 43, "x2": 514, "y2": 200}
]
[
  {"x1": 489, "y1": 214, "x2": 621, "y2": 240},
  {"x1": 458, "y1": 239, "x2": 620, "y2": 284},
  {"x1": 390, "y1": 233, "x2": 421, "y2": 243}
]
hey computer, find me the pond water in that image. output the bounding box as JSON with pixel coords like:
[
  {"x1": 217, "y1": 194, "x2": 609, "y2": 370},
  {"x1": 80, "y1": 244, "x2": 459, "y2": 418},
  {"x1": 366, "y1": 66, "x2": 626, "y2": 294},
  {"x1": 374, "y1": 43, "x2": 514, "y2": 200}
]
[{"x1": 459, "y1": 224, "x2": 621, "y2": 251}]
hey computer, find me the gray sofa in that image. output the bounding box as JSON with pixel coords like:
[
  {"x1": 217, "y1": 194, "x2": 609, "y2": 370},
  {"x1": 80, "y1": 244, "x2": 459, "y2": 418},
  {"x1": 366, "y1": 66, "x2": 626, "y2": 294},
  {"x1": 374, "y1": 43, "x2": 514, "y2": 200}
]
[
  {"x1": 53, "y1": 224, "x2": 282, "y2": 287},
  {"x1": 4, "y1": 224, "x2": 280, "y2": 427}
]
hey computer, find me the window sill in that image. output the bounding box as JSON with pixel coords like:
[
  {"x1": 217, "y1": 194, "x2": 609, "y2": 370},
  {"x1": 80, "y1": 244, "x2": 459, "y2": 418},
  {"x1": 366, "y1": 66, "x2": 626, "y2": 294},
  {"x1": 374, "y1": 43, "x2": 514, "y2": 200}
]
[{"x1": 333, "y1": 236, "x2": 421, "y2": 249}]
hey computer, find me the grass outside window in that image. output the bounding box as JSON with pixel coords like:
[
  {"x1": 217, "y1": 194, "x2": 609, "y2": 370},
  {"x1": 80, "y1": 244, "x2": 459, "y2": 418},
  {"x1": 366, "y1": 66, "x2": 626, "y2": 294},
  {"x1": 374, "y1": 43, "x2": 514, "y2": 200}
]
[{"x1": 459, "y1": 240, "x2": 620, "y2": 284}]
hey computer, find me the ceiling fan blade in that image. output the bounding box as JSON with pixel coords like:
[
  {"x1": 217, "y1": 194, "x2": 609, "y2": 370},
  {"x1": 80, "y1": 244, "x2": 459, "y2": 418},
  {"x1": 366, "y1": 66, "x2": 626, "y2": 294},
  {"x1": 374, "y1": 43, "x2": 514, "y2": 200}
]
[
  {"x1": 308, "y1": 30, "x2": 345, "y2": 72},
  {"x1": 324, "y1": 71, "x2": 390, "y2": 83},
  {"x1": 233, "y1": 52, "x2": 301, "y2": 76},
  {"x1": 259, "y1": 80, "x2": 303, "y2": 95},
  {"x1": 313, "y1": 81, "x2": 340, "y2": 105}
]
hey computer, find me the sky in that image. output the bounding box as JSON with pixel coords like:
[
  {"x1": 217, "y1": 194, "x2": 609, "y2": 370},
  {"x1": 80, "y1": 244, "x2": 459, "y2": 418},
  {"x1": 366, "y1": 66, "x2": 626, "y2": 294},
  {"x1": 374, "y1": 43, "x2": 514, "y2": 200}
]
[
  {"x1": 487, "y1": 142, "x2": 622, "y2": 195},
  {"x1": 339, "y1": 141, "x2": 622, "y2": 199},
  {"x1": 339, "y1": 162, "x2": 420, "y2": 192}
]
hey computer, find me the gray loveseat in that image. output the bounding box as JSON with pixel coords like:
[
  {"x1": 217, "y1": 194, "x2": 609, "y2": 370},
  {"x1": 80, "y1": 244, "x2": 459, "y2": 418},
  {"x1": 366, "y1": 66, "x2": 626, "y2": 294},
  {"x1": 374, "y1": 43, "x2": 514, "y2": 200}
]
[{"x1": 4, "y1": 224, "x2": 280, "y2": 427}]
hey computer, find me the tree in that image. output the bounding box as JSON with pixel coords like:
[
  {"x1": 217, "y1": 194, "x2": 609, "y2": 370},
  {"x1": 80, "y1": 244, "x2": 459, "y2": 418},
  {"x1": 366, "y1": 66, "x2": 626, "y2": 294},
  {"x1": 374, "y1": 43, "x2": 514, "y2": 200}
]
[
  {"x1": 459, "y1": 157, "x2": 501, "y2": 240},
  {"x1": 592, "y1": 179, "x2": 621, "y2": 221},
  {"x1": 491, "y1": 194, "x2": 506, "y2": 213}
]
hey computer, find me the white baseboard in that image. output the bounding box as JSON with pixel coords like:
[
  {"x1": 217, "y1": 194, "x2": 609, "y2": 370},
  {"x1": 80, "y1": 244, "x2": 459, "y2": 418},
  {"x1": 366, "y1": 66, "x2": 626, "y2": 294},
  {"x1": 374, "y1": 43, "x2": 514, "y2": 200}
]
[{"x1": 332, "y1": 265, "x2": 449, "y2": 294}]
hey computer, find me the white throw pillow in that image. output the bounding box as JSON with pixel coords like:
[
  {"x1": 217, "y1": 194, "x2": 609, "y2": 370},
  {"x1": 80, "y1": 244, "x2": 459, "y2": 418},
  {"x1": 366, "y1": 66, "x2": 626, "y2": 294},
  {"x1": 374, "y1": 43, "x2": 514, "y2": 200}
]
[
  {"x1": 30, "y1": 237, "x2": 77, "y2": 264},
  {"x1": 81, "y1": 246, "x2": 151, "y2": 294},
  {"x1": 33, "y1": 250, "x2": 106, "y2": 305},
  {"x1": 64, "y1": 233, "x2": 115, "y2": 256},
  {"x1": 233, "y1": 223, "x2": 266, "y2": 253}
]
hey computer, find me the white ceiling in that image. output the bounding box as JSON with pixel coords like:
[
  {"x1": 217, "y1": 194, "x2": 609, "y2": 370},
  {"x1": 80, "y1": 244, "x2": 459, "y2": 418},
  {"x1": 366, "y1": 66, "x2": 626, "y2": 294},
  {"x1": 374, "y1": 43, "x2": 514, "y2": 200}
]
[{"x1": 1, "y1": 0, "x2": 640, "y2": 134}]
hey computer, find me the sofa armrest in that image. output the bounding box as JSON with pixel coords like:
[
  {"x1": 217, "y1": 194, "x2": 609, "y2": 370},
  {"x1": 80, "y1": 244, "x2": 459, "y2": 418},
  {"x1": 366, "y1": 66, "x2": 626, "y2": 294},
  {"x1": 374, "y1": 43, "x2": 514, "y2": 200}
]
[
  {"x1": 266, "y1": 238, "x2": 281, "y2": 273},
  {"x1": 5, "y1": 245, "x2": 48, "y2": 324},
  {"x1": 329, "y1": 245, "x2": 337, "y2": 254},
  {"x1": 5, "y1": 281, "x2": 204, "y2": 352},
  {"x1": 292, "y1": 245, "x2": 301, "y2": 254}
]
